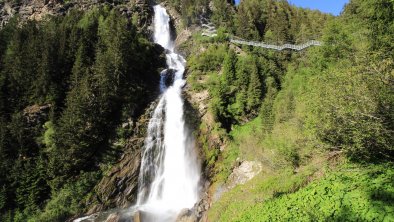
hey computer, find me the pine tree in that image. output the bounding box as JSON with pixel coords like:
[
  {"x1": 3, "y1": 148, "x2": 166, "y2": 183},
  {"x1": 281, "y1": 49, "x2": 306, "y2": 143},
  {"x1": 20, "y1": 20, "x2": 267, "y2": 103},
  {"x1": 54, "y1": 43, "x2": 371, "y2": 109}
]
[
  {"x1": 247, "y1": 59, "x2": 263, "y2": 112},
  {"x1": 235, "y1": 56, "x2": 250, "y2": 91},
  {"x1": 260, "y1": 76, "x2": 277, "y2": 131},
  {"x1": 221, "y1": 49, "x2": 237, "y2": 86},
  {"x1": 229, "y1": 89, "x2": 248, "y2": 120}
]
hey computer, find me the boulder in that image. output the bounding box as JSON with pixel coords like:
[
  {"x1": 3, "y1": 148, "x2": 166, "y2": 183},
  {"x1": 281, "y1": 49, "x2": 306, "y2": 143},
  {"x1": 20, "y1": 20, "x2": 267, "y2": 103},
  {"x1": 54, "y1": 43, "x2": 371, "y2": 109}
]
[
  {"x1": 176, "y1": 208, "x2": 198, "y2": 222},
  {"x1": 23, "y1": 104, "x2": 52, "y2": 126},
  {"x1": 226, "y1": 161, "x2": 263, "y2": 190},
  {"x1": 161, "y1": 68, "x2": 176, "y2": 88},
  {"x1": 133, "y1": 211, "x2": 141, "y2": 222},
  {"x1": 132, "y1": 210, "x2": 158, "y2": 222},
  {"x1": 105, "y1": 213, "x2": 121, "y2": 222}
]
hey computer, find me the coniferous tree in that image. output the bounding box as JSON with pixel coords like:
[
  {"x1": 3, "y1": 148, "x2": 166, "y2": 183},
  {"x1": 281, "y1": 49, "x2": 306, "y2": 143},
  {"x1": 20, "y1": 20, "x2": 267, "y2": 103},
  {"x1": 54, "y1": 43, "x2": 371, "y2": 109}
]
[
  {"x1": 235, "y1": 56, "x2": 250, "y2": 91},
  {"x1": 235, "y1": 0, "x2": 264, "y2": 40},
  {"x1": 260, "y1": 76, "x2": 278, "y2": 131},
  {"x1": 220, "y1": 49, "x2": 237, "y2": 93},
  {"x1": 247, "y1": 59, "x2": 263, "y2": 112}
]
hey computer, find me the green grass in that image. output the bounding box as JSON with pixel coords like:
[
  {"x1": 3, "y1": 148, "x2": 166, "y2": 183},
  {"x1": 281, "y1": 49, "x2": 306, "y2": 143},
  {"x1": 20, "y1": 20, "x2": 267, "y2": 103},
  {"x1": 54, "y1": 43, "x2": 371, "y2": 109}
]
[
  {"x1": 229, "y1": 117, "x2": 263, "y2": 160},
  {"x1": 208, "y1": 163, "x2": 319, "y2": 221},
  {"x1": 207, "y1": 114, "x2": 318, "y2": 221},
  {"x1": 209, "y1": 163, "x2": 394, "y2": 222}
]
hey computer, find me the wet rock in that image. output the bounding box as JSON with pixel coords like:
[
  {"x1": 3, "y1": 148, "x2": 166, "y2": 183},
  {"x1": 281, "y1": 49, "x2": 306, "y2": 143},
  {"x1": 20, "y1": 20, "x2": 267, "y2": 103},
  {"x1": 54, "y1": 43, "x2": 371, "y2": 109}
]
[
  {"x1": 192, "y1": 196, "x2": 211, "y2": 222},
  {"x1": 85, "y1": 100, "x2": 158, "y2": 214},
  {"x1": 154, "y1": 43, "x2": 167, "y2": 66},
  {"x1": 176, "y1": 208, "x2": 198, "y2": 222},
  {"x1": 133, "y1": 211, "x2": 141, "y2": 222},
  {"x1": 105, "y1": 213, "x2": 121, "y2": 222},
  {"x1": 87, "y1": 149, "x2": 141, "y2": 214},
  {"x1": 132, "y1": 210, "x2": 158, "y2": 222},
  {"x1": 161, "y1": 68, "x2": 176, "y2": 88}
]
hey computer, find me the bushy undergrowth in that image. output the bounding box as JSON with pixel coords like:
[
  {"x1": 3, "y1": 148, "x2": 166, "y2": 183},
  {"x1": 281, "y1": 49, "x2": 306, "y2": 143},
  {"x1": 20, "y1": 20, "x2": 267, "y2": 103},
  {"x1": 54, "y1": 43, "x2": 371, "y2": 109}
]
[
  {"x1": 230, "y1": 164, "x2": 394, "y2": 222},
  {"x1": 208, "y1": 163, "x2": 320, "y2": 221},
  {"x1": 185, "y1": 1, "x2": 393, "y2": 221}
]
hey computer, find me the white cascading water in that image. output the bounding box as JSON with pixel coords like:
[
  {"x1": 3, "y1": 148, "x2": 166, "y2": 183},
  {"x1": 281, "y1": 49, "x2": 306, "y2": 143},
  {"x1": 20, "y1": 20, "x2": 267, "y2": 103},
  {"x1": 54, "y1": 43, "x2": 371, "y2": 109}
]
[
  {"x1": 134, "y1": 5, "x2": 200, "y2": 221},
  {"x1": 73, "y1": 5, "x2": 199, "y2": 222}
]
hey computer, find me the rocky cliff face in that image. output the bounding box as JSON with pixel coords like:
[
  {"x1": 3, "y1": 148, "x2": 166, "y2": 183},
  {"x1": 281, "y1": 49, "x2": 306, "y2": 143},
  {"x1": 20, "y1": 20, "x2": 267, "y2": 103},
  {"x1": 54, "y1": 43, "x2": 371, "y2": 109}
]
[
  {"x1": 0, "y1": 0, "x2": 154, "y2": 34},
  {"x1": 183, "y1": 88, "x2": 222, "y2": 222},
  {"x1": 83, "y1": 99, "x2": 159, "y2": 216}
]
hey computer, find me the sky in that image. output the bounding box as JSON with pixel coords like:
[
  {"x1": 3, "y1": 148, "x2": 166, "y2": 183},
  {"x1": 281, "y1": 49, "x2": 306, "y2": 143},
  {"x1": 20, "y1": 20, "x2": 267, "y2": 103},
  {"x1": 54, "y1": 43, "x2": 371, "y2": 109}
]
[{"x1": 234, "y1": 0, "x2": 349, "y2": 16}]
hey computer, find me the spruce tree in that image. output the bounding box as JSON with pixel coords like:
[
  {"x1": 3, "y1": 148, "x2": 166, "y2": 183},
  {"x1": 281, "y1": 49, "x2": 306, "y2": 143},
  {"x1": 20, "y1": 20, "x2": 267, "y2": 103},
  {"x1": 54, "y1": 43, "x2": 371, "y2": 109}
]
[
  {"x1": 235, "y1": 56, "x2": 250, "y2": 91},
  {"x1": 221, "y1": 49, "x2": 237, "y2": 85},
  {"x1": 247, "y1": 59, "x2": 263, "y2": 112}
]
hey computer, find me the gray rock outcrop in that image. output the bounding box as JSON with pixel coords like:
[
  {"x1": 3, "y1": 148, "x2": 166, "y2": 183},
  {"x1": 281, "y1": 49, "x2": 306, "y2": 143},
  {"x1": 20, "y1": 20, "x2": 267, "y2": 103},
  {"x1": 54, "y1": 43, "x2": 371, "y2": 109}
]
[
  {"x1": 23, "y1": 104, "x2": 52, "y2": 126},
  {"x1": 0, "y1": 0, "x2": 153, "y2": 33}
]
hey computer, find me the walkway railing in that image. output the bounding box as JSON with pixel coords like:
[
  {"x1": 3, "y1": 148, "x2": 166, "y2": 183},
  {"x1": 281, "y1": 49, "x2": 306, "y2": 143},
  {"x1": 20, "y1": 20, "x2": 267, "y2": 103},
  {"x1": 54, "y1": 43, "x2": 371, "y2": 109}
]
[
  {"x1": 230, "y1": 38, "x2": 322, "y2": 51},
  {"x1": 200, "y1": 19, "x2": 322, "y2": 51}
]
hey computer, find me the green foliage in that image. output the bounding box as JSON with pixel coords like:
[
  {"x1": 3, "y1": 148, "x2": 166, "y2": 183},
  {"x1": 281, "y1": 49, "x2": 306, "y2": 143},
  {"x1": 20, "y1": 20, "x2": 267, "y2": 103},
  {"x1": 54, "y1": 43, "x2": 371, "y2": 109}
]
[
  {"x1": 233, "y1": 0, "x2": 330, "y2": 43},
  {"x1": 209, "y1": 164, "x2": 318, "y2": 221},
  {"x1": 306, "y1": 61, "x2": 393, "y2": 160},
  {"x1": 214, "y1": 27, "x2": 230, "y2": 42},
  {"x1": 189, "y1": 1, "x2": 393, "y2": 221},
  {"x1": 211, "y1": 0, "x2": 235, "y2": 28},
  {"x1": 344, "y1": 0, "x2": 394, "y2": 54},
  {"x1": 0, "y1": 186, "x2": 6, "y2": 210},
  {"x1": 163, "y1": 0, "x2": 210, "y2": 26},
  {"x1": 30, "y1": 171, "x2": 100, "y2": 222},
  {"x1": 228, "y1": 117, "x2": 263, "y2": 160},
  {"x1": 319, "y1": 20, "x2": 353, "y2": 63},
  {"x1": 259, "y1": 76, "x2": 278, "y2": 131},
  {"x1": 0, "y1": 0, "x2": 392, "y2": 221},
  {"x1": 0, "y1": 6, "x2": 163, "y2": 220},
  {"x1": 246, "y1": 59, "x2": 263, "y2": 112},
  {"x1": 230, "y1": 164, "x2": 394, "y2": 222},
  {"x1": 15, "y1": 159, "x2": 49, "y2": 211},
  {"x1": 188, "y1": 44, "x2": 227, "y2": 72},
  {"x1": 221, "y1": 49, "x2": 237, "y2": 86},
  {"x1": 42, "y1": 121, "x2": 55, "y2": 150}
]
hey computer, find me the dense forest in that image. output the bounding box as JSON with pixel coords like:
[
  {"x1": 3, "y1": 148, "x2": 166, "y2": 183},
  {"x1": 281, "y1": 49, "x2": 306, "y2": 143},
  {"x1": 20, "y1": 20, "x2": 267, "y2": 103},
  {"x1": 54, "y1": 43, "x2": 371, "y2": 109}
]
[
  {"x1": 0, "y1": 5, "x2": 164, "y2": 221},
  {"x1": 179, "y1": 0, "x2": 393, "y2": 220},
  {"x1": 0, "y1": 0, "x2": 393, "y2": 221}
]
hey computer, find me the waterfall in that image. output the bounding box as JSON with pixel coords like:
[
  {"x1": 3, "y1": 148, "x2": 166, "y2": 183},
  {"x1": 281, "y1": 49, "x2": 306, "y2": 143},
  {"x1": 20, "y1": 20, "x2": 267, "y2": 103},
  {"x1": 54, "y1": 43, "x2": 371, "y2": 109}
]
[
  {"x1": 73, "y1": 5, "x2": 200, "y2": 222},
  {"x1": 134, "y1": 5, "x2": 200, "y2": 221}
]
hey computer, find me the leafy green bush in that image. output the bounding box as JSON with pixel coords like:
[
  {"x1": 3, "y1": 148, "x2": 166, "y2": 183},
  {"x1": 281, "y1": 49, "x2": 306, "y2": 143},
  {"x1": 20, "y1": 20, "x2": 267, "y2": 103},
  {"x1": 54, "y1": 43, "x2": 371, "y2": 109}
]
[{"x1": 232, "y1": 164, "x2": 394, "y2": 222}]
